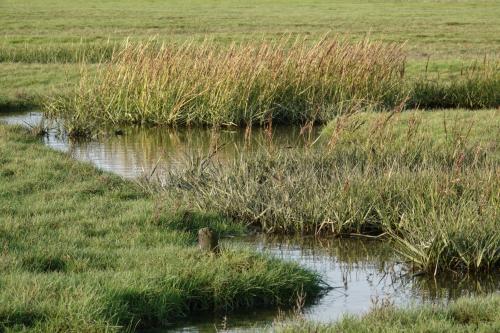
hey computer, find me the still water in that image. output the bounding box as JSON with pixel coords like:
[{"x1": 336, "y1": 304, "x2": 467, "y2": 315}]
[
  {"x1": 0, "y1": 110, "x2": 317, "y2": 178},
  {"x1": 170, "y1": 236, "x2": 498, "y2": 332},
  {"x1": 1, "y1": 111, "x2": 498, "y2": 332}
]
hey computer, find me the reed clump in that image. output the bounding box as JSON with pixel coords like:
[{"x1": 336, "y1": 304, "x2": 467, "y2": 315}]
[
  {"x1": 161, "y1": 110, "x2": 499, "y2": 274},
  {"x1": 392, "y1": 210, "x2": 499, "y2": 274},
  {"x1": 45, "y1": 36, "x2": 408, "y2": 133}
]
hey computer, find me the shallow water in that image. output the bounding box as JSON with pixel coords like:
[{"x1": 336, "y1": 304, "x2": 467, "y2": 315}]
[
  {"x1": 1, "y1": 111, "x2": 499, "y2": 332},
  {"x1": 0, "y1": 111, "x2": 317, "y2": 178},
  {"x1": 163, "y1": 236, "x2": 498, "y2": 332}
]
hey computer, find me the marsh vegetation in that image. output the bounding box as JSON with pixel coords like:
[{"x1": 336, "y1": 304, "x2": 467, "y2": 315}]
[
  {"x1": 0, "y1": 124, "x2": 324, "y2": 331},
  {"x1": 1, "y1": 0, "x2": 499, "y2": 331},
  {"x1": 157, "y1": 110, "x2": 499, "y2": 274},
  {"x1": 43, "y1": 38, "x2": 499, "y2": 136},
  {"x1": 44, "y1": 37, "x2": 408, "y2": 132}
]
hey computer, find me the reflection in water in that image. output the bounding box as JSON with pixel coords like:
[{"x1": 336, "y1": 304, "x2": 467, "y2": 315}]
[
  {"x1": 1, "y1": 111, "x2": 317, "y2": 178},
  {"x1": 2, "y1": 112, "x2": 499, "y2": 333},
  {"x1": 170, "y1": 236, "x2": 498, "y2": 332}
]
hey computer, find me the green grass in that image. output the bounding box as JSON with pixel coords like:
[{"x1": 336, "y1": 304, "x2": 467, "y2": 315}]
[
  {"x1": 0, "y1": 123, "x2": 323, "y2": 331},
  {"x1": 275, "y1": 293, "x2": 500, "y2": 332},
  {"x1": 409, "y1": 60, "x2": 500, "y2": 109},
  {"x1": 0, "y1": 63, "x2": 83, "y2": 112},
  {"x1": 321, "y1": 108, "x2": 500, "y2": 148},
  {"x1": 1, "y1": 0, "x2": 499, "y2": 60},
  {"x1": 161, "y1": 109, "x2": 499, "y2": 273}
]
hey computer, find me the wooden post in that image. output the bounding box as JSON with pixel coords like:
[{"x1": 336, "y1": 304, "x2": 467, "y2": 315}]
[{"x1": 198, "y1": 227, "x2": 219, "y2": 253}]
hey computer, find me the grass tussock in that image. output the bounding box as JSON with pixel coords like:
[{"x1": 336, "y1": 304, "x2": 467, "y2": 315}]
[
  {"x1": 160, "y1": 110, "x2": 499, "y2": 274},
  {"x1": 392, "y1": 215, "x2": 499, "y2": 275},
  {"x1": 43, "y1": 37, "x2": 500, "y2": 136},
  {"x1": 0, "y1": 124, "x2": 324, "y2": 331},
  {"x1": 45, "y1": 36, "x2": 408, "y2": 133}
]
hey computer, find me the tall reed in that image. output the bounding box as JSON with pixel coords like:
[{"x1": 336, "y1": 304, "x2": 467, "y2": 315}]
[{"x1": 45, "y1": 36, "x2": 407, "y2": 133}]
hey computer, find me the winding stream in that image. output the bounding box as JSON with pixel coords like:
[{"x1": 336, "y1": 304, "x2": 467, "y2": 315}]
[{"x1": 1, "y1": 111, "x2": 498, "y2": 332}]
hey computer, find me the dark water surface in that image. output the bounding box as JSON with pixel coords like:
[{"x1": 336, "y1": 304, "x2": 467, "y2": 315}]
[{"x1": 2, "y1": 111, "x2": 498, "y2": 332}]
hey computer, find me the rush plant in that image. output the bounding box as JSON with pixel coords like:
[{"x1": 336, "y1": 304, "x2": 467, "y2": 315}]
[{"x1": 45, "y1": 36, "x2": 407, "y2": 134}]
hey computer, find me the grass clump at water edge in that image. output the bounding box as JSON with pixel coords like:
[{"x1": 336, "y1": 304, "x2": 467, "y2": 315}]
[
  {"x1": 44, "y1": 36, "x2": 408, "y2": 134},
  {"x1": 158, "y1": 109, "x2": 499, "y2": 275},
  {"x1": 43, "y1": 37, "x2": 500, "y2": 137},
  {"x1": 274, "y1": 293, "x2": 500, "y2": 332}
]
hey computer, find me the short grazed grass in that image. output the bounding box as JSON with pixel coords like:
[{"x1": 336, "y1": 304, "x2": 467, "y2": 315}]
[
  {"x1": 275, "y1": 293, "x2": 500, "y2": 332},
  {"x1": 0, "y1": 41, "x2": 118, "y2": 64},
  {"x1": 2, "y1": 0, "x2": 499, "y2": 60},
  {"x1": 0, "y1": 63, "x2": 85, "y2": 112},
  {"x1": 161, "y1": 109, "x2": 499, "y2": 274},
  {"x1": 0, "y1": 124, "x2": 323, "y2": 331}
]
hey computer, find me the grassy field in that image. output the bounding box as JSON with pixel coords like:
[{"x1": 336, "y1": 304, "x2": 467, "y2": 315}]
[
  {"x1": 276, "y1": 294, "x2": 500, "y2": 332},
  {"x1": 1, "y1": 0, "x2": 499, "y2": 109},
  {"x1": 0, "y1": 124, "x2": 323, "y2": 331},
  {"x1": 0, "y1": 63, "x2": 82, "y2": 111},
  {"x1": 1, "y1": 0, "x2": 499, "y2": 58}
]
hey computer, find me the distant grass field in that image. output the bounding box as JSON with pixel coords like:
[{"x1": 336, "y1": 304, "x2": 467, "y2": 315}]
[
  {"x1": 0, "y1": 0, "x2": 499, "y2": 109},
  {"x1": 0, "y1": 63, "x2": 83, "y2": 111},
  {"x1": 1, "y1": 0, "x2": 499, "y2": 58}
]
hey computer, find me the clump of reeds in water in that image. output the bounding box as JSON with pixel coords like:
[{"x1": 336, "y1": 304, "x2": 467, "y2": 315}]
[
  {"x1": 45, "y1": 36, "x2": 408, "y2": 134},
  {"x1": 392, "y1": 208, "x2": 499, "y2": 275},
  {"x1": 159, "y1": 110, "x2": 499, "y2": 274}
]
